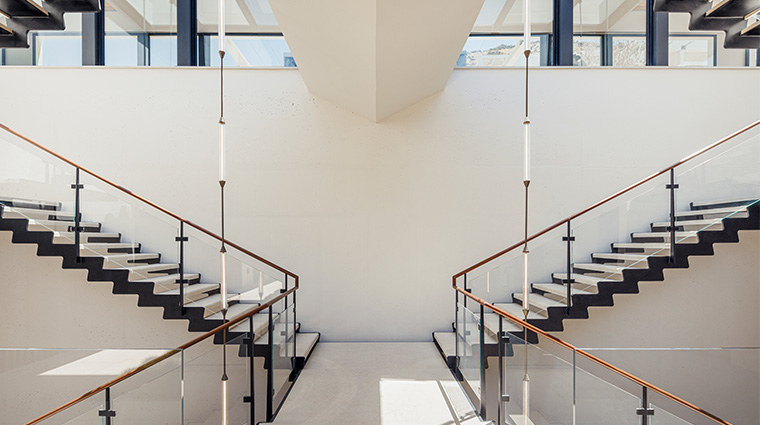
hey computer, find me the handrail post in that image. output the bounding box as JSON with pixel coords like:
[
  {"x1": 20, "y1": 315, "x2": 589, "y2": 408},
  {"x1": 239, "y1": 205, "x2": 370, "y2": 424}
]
[
  {"x1": 479, "y1": 303, "x2": 487, "y2": 419},
  {"x1": 267, "y1": 305, "x2": 274, "y2": 421},
  {"x1": 70, "y1": 168, "x2": 83, "y2": 262},
  {"x1": 97, "y1": 387, "x2": 115, "y2": 424},
  {"x1": 637, "y1": 386, "x2": 655, "y2": 424},
  {"x1": 455, "y1": 291, "x2": 459, "y2": 369},
  {"x1": 463, "y1": 273, "x2": 468, "y2": 309},
  {"x1": 666, "y1": 169, "x2": 679, "y2": 263},
  {"x1": 243, "y1": 315, "x2": 255, "y2": 423},
  {"x1": 562, "y1": 220, "x2": 575, "y2": 314},
  {"x1": 176, "y1": 221, "x2": 188, "y2": 314}
]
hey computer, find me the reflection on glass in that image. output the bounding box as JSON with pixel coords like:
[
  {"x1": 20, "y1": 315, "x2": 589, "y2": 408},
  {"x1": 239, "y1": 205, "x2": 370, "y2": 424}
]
[
  {"x1": 472, "y1": 0, "x2": 554, "y2": 34},
  {"x1": 206, "y1": 35, "x2": 294, "y2": 67},
  {"x1": 669, "y1": 35, "x2": 714, "y2": 66},
  {"x1": 460, "y1": 36, "x2": 546, "y2": 67}
]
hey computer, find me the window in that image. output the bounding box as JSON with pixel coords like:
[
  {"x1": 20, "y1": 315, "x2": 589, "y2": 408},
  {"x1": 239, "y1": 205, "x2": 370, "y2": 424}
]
[
  {"x1": 611, "y1": 35, "x2": 646, "y2": 67},
  {"x1": 203, "y1": 35, "x2": 294, "y2": 67},
  {"x1": 459, "y1": 35, "x2": 549, "y2": 67},
  {"x1": 669, "y1": 35, "x2": 715, "y2": 67},
  {"x1": 573, "y1": 35, "x2": 602, "y2": 66}
]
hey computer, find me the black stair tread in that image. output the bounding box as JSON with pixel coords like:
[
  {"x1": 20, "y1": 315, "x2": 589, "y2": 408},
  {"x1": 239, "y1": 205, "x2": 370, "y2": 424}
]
[
  {"x1": 651, "y1": 218, "x2": 728, "y2": 231},
  {"x1": 0, "y1": 21, "x2": 12, "y2": 34},
  {"x1": 514, "y1": 292, "x2": 566, "y2": 312},
  {"x1": 159, "y1": 282, "x2": 218, "y2": 297},
  {"x1": 79, "y1": 242, "x2": 141, "y2": 255},
  {"x1": 533, "y1": 283, "x2": 594, "y2": 298},
  {"x1": 553, "y1": 272, "x2": 622, "y2": 285},
  {"x1": 574, "y1": 262, "x2": 632, "y2": 273},
  {"x1": 0, "y1": 196, "x2": 61, "y2": 210},
  {"x1": 691, "y1": 197, "x2": 759, "y2": 210},
  {"x1": 26, "y1": 218, "x2": 100, "y2": 232},
  {"x1": 613, "y1": 241, "x2": 671, "y2": 251},
  {"x1": 706, "y1": 0, "x2": 760, "y2": 18},
  {"x1": 133, "y1": 272, "x2": 200, "y2": 286},
  {"x1": 51, "y1": 231, "x2": 121, "y2": 244},
  {"x1": 630, "y1": 231, "x2": 701, "y2": 243},
  {"x1": 44, "y1": 0, "x2": 101, "y2": 13},
  {"x1": 592, "y1": 252, "x2": 653, "y2": 261},
  {"x1": 493, "y1": 302, "x2": 544, "y2": 320},
  {"x1": 742, "y1": 19, "x2": 760, "y2": 34},
  {"x1": 482, "y1": 312, "x2": 523, "y2": 334},
  {"x1": 206, "y1": 302, "x2": 260, "y2": 321},
  {"x1": 674, "y1": 205, "x2": 749, "y2": 218},
  {"x1": 100, "y1": 252, "x2": 161, "y2": 265},
  {"x1": 655, "y1": 0, "x2": 711, "y2": 13},
  {"x1": 0, "y1": 0, "x2": 48, "y2": 18},
  {"x1": 0, "y1": 206, "x2": 75, "y2": 220},
  {"x1": 112, "y1": 261, "x2": 176, "y2": 271}
]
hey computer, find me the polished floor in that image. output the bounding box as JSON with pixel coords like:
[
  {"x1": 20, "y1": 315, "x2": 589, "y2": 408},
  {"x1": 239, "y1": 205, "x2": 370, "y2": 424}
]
[{"x1": 270, "y1": 343, "x2": 485, "y2": 425}]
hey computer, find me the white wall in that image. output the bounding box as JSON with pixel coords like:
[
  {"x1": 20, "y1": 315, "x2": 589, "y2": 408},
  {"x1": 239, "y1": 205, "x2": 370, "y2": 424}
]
[{"x1": 0, "y1": 66, "x2": 758, "y2": 344}]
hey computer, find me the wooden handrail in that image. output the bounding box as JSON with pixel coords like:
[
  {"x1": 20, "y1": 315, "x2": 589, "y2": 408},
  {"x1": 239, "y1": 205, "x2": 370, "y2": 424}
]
[
  {"x1": 24, "y1": 286, "x2": 297, "y2": 425},
  {"x1": 454, "y1": 119, "x2": 760, "y2": 280},
  {"x1": 0, "y1": 123, "x2": 298, "y2": 283},
  {"x1": 455, "y1": 288, "x2": 732, "y2": 425}
]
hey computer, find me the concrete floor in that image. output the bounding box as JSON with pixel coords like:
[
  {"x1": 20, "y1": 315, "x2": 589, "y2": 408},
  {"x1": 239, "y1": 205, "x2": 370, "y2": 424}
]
[{"x1": 270, "y1": 343, "x2": 486, "y2": 425}]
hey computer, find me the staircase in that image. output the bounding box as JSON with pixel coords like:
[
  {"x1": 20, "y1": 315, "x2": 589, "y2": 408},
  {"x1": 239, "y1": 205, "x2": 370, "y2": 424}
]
[
  {"x1": 435, "y1": 197, "x2": 759, "y2": 363},
  {"x1": 0, "y1": 0, "x2": 100, "y2": 48},
  {"x1": 655, "y1": 0, "x2": 760, "y2": 48},
  {"x1": 0, "y1": 195, "x2": 320, "y2": 364}
]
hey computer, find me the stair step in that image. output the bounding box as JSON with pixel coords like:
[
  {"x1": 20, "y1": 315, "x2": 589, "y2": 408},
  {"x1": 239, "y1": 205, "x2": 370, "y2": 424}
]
[
  {"x1": 533, "y1": 283, "x2": 594, "y2": 299},
  {"x1": 0, "y1": 197, "x2": 60, "y2": 211},
  {"x1": 80, "y1": 242, "x2": 140, "y2": 255},
  {"x1": 185, "y1": 293, "x2": 226, "y2": 317},
  {"x1": 592, "y1": 252, "x2": 655, "y2": 266},
  {"x1": 493, "y1": 302, "x2": 544, "y2": 321},
  {"x1": 100, "y1": 253, "x2": 160, "y2": 268},
  {"x1": 51, "y1": 231, "x2": 121, "y2": 244},
  {"x1": 651, "y1": 218, "x2": 726, "y2": 232},
  {"x1": 630, "y1": 231, "x2": 700, "y2": 244},
  {"x1": 0, "y1": 0, "x2": 49, "y2": 18},
  {"x1": 553, "y1": 272, "x2": 620, "y2": 286},
  {"x1": 706, "y1": 0, "x2": 760, "y2": 18},
  {"x1": 482, "y1": 312, "x2": 522, "y2": 335},
  {"x1": 160, "y1": 283, "x2": 219, "y2": 303},
  {"x1": 691, "y1": 197, "x2": 758, "y2": 211},
  {"x1": 674, "y1": 205, "x2": 749, "y2": 221},
  {"x1": 514, "y1": 292, "x2": 565, "y2": 315},
  {"x1": 742, "y1": 19, "x2": 760, "y2": 36},
  {"x1": 206, "y1": 302, "x2": 261, "y2": 322},
  {"x1": 230, "y1": 311, "x2": 274, "y2": 339},
  {"x1": 26, "y1": 219, "x2": 100, "y2": 233},
  {"x1": 612, "y1": 242, "x2": 671, "y2": 255},
  {"x1": 133, "y1": 273, "x2": 201, "y2": 293},
  {"x1": 123, "y1": 263, "x2": 178, "y2": 280},
  {"x1": 574, "y1": 262, "x2": 629, "y2": 277},
  {"x1": 1, "y1": 206, "x2": 74, "y2": 221}
]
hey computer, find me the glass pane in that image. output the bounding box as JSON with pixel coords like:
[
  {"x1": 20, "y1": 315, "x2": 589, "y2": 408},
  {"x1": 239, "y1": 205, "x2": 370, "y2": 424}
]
[
  {"x1": 456, "y1": 303, "x2": 482, "y2": 406},
  {"x1": 612, "y1": 36, "x2": 646, "y2": 67},
  {"x1": 574, "y1": 35, "x2": 602, "y2": 66},
  {"x1": 207, "y1": 35, "x2": 294, "y2": 67},
  {"x1": 105, "y1": 0, "x2": 177, "y2": 67},
  {"x1": 198, "y1": 0, "x2": 280, "y2": 34},
  {"x1": 36, "y1": 13, "x2": 83, "y2": 66},
  {"x1": 149, "y1": 35, "x2": 177, "y2": 66},
  {"x1": 460, "y1": 36, "x2": 546, "y2": 67},
  {"x1": 473, "y1": 0, "x2": 554, "y2": 34},
  {"x1": 669, "y1": 36, "x2": 715, "y2": 67},
  {"x1": 271, "y1": 299, "x2": 296, "y2": 412}
]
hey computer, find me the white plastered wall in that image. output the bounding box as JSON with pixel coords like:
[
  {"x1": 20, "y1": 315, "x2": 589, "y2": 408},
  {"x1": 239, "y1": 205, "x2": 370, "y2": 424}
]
[{"x1": 0, "y1": 66, "x2": 757, "y2": 346}]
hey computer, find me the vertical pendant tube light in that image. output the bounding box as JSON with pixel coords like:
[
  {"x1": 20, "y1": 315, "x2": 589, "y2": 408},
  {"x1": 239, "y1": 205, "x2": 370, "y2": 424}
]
[
  {"x1": 521, "y1": 1, "x2": 532, "y2": 425},
  {"x1": 218, "y1": 1, "x2": 229, "y2": 424}
]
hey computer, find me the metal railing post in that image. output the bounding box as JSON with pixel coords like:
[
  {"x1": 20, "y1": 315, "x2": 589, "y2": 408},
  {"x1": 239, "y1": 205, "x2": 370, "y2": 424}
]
[
  {"x1": 71, "y1": 168, "x2": 83, "y2": 262},
  {"x1": 267, "y1": 305, "x2": 274, "y2": 421},
  {"x1": 637, "y1": 386, "x2": 655, "y2": 424},
  {"x1": 497, "y1": 316, "x2": 504, "y2": 425},
  {"x1": 176, "y1": 221, "x2": 188, "y2": 314},
  {"x1": 479, "y1": 303, "x2": 487, "y2": 419},
  {"x1": 455, "y1": 291, "x2": 459, "y2": 369},
  {"x1": 243, "y1": 315, "x2": 255, "y2": 423},
  {"x1": 666, "y1": 169, "x2": 679, "y2": 263},
  {"x1": 98, "y1": 387, "x2": 115, "y2": 424},
  {"x1": 562, "y1": 220, "x2": 575, "y2": 314}
]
